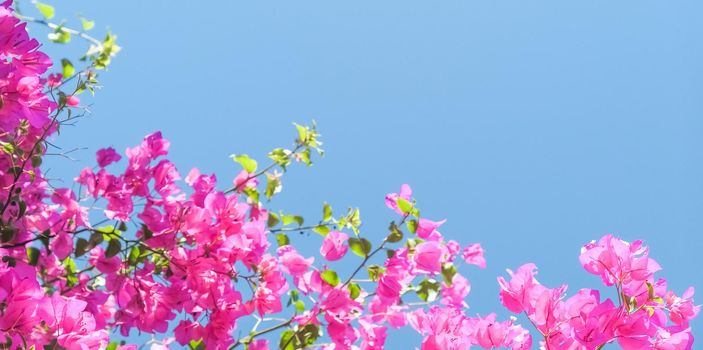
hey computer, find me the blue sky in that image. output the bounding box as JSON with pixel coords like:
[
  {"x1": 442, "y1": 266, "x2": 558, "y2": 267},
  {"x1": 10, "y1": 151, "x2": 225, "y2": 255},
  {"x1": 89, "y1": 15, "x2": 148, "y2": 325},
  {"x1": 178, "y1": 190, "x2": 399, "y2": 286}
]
[{"x1": 31, "y1": 0, "x2": 703, "y2": 348}]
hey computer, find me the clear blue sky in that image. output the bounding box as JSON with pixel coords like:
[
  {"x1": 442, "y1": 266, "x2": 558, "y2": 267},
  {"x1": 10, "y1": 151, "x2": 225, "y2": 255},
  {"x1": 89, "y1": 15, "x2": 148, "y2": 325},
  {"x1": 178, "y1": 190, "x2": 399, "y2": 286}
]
[{"x1": 34, "y1": 0, "x2": 702, "y2": 348}]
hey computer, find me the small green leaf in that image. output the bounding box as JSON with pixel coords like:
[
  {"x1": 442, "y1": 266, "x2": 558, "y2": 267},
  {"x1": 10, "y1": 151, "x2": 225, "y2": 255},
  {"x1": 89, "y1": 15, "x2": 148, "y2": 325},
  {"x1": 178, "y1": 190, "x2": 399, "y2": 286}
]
[
  {"x1": 281, "y1": 215, "x2": 304, "y2": 227},
  {"x1": 61, "y1": 58, "x2": 75, "y2": 78},
  {"x1": 279, "y1": 330, "x2": 296, "y2": 350},
  {"x1": 441, "y1": 263, "x2": 457, "y2": 285},
  {"x1": 0, "y1": 226, "x2": 17, "y2": 243},
  {"x1": 264, "y1": 173, "x2": 281, "y2": 200},
  {"x1": 276, "y1": 233, "x2": 289, "y2": 247},
  {"x1": 417, "y1": 279, "x2": 441, "y2": 302},
  {"x1": 396, "y1": 198, "x2": 413, "y2": 214},
  {"x1": 231, "y1": 154, "x2": 258, "y2": 173},
  {"x1": 312, "y1": 224, "x2": 330, "y2": 236},
  {"x1": 267, "y1": 212, "x2": 280, "y2": 228},
  {"x1": 322, "y1": 202, "x2": 333, "y2": 222},
  {"x1": 294, "y1": 300, "x2": 305, "y2": 312},
  {"x1": 2, "y1": 142, "x2": 14, "y2": 155},
  {"x1": 294, "y1": 123, "x2": 309, "y2": 144},
  {"x1": 267, "y1": 148, "x2": 292, "y2": 169},
  {"x1": 106, "y1": 342, "x2": 118, "y2": 350},
  {"x1": 48, "y1": 28, "x2": 71, "y2": 44},
  {"x1": 349, "y1": 237, "x2": 371, "y2": 257},
  {"x1": 75, "y1": 238, "x2": 89, "y2": 257},
  {"x1": 188, "y1": 339, "x2": 205, "y2": 350},
  {"x1": 26, "y1": 247, "x2": 40, "y2": 266},
  {"x1": 348, "y1": 282, "x2": 361, "y2": 299},
  {"x1": 80, "y1": 17, "x2": 95, "y2": 31},
  {"x1": 320, "y1": 269, "x2": 340, "y2": 286},
  {"x1": 367, "y1": 265, "x2": 384, "y2": 282},
  {"x1": 34, "y1": 2, "x2": 55, "y2": 19},
  {"x1": 406, "y1": 219, "x2": 418, "y2": 233},
  {"x1": 105, "y1": 238, "x2": 121, "y2": 258},
  {"x1": 128, "y1": 246, "x2": 140, "y2": 265},
  {"x1": 243, "y1": 187, "x2": 260, "y2": 202},
  {"x1": 387, "y1": 222, "x2": 403, "y2": 243}
]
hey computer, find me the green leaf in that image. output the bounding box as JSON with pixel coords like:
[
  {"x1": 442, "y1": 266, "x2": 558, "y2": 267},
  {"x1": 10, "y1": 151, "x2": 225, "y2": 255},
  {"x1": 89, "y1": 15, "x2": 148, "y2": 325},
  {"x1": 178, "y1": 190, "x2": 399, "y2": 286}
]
[
  {"x1": 267, "y1": 148, "x2": 292, "y2": 169},
  {"x1": 312, "y1": 224, "x2": 330, "y2": 236},
  {"x1": 441, "y1": 263, "x2": 457, "y2": 285},
  {"x1": 75, "y1": 238, "x2": 89, "y2": 257},
  {"x1": 106, "y1": 342, "x2": 118, "y2": 350},
  {"x1": 63, "y1": 257, "x2": 78, "y2": 286},
  {"x1": 387, "y1": 222, "x2": 403, "y2": 243},
  {"x1": 367, "y1": 265, "x2": 384, "y2": 282},
  {"x1": 417, "y1": 279, "x2": 441, "y2": 302},
  {"x1": 276, "y1": 233, "x2": 289, "y2": 247},
  {"x1": 396, "y1": 198, "x2": 413, "y2": 215},
  {"x1": 48, "y1": 28, "x2": 71, "y2": 44},
  {"x1": 2, "y1": 142, "x2": 14, "y2": 155},
  {"x1": 320, "y1": 269, "x2": 340, "y2": 286},
  {"x1": 188, "y1": 339, "x2": 205, "y2": 350},
  {"x1": 299, "y1": 148, "x2": 312, "y2": 166},
  {"x1": 80, "y1": 17, "x2": 95, "y2": 31},
  {"x1": 349, "y1": 237, "x2": 371, "y2": 257},
  {"x1": 264, "y1": 173, "x2": 281, "y2": 200},
  {"x1": 646, "y1": 281, "x2": 655, "y2": 301},
  {"x1": 279, "y1": 330, "x2": 296, "y2": 350},
  {"x1": 0, "y1": 226, "x2": 17, "y2": 243},
  {"x1": 97, "y1": 225, "x2": 121, "y2": 237},
  {"x1": 105, "y1": 238, "x2": 121, "y2": 258},
  {"x1": 89, "y1": 231, "x2": 104, "y2": 247},
  {"x1": 281, "y1": 215, "x2": 304, "y2": 227},
  {"x1": 406, "y1": 219, "x2": 418, "y2": 233},
  {"x1": 348, "y1": 282, "x2": 361, "y2": 299},
  {"x1": 26, "y1": 247, "x2": 40, "y2": 266},
  {"x1": 128, "y1": 246, "x2": 140, "y2": 265},
  {"x1": 61, "y1": 58, "x2": 75, "y2": 78},
  {"x1": 322, "y1": 202, "x2": 333, "y2": 222},
  {"x1": 267, "y1": 212, "x2": 280, "y2": 228},
  {"x1": 34, "y1": 2, "x2": 55, "y2": 19},
  {"x1": 243, "y1": 187, "x2": 259, "y2": 203},
  {"x1": 294, "y1": 300, "x2": 305, "y2": 313},
  {"x1": 31, "y1": 155, "x2": 42, "y2": 168},
  {"x1": 231, "y1": 154, "x2": 257, "y2": 173},
  {"x1": 294, "y1": 123, "x2": 309, "y2": 144},
  {"x1": 297, "y1": 323, "x2": 321, "y2": 346},
  {"x1": 340, "y1": 208, "x2": 362, "y2": 235}
]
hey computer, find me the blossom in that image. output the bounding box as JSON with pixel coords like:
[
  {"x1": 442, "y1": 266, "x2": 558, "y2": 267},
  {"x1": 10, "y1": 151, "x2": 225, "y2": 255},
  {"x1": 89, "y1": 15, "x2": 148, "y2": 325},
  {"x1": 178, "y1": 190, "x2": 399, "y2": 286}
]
[
  {"x1": 96, "y1": 147, "x2": 122, "y2": 167},
  {"x1": 385, "y1": 184, "x2": 412, "y2": 215},
  {"x1": 461, "y1": 243, "x2": 486, "y2": 269},
  {"x1": 413, "y1": 241, "x2": 443, "y2": 274},
  {"x1": 320, "y1": 231, "x2": 349, "y2": 261}
]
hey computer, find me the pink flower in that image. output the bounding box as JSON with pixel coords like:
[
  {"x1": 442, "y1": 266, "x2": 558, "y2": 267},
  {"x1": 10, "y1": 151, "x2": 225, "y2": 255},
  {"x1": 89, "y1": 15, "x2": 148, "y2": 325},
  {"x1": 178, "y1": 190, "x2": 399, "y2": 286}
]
[
  {"x1": 320, "y1": 231, "x2": 349, "y2": 261},
  {"x1": 665, "y1": 287, "x2": 700, "y2": 326},
  {"x1": 497, "y1": 263, "x2": 539, "y2": 313},
  {"x1": 416, "y1": 218, "x2": 446, "y2": 240},
  {"x1": 413, "y1": 241, "x2": 443, "y2": 274},
  {"x1": 248, "y1": 340, "x2": 270, "y2": 350},
  {"x1": 278, "y1": 246, "x2": 314, "y2": 277},
  {"x1": 385, "y1": 184, "x2": 412, "y2": 215},
  {"x1": 47, "y1": 73, "x2": 62, "y2": 87},
  {"x1": 96, "y1": 147, "x2": 122, "y2": 167},
  {"x1": 66, "y1": 94, "x2": 80, "y2": 106},
  {"x1": 89, "y1": 247, "x2": 122, "y2": 274},
  {"x1": 461, "y1": 243, "x2": 486, "y2": 269},
  {"x1": 359, "y1": 318, "x2": 387, "y2": 350},
  {"x1": 441, "y1": 274, "x2": 471, "y2": 308}
]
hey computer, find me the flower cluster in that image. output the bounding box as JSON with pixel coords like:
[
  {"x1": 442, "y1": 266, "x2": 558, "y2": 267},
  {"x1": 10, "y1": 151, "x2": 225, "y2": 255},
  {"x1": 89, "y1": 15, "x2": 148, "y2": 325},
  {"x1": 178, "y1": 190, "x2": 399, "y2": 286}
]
[
  {"x1": 0, "y1": 2, "x2": 699, "y2": 350},
  {"x1": 498, "y1": 235, "x2": 699, "y2": 349}
]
